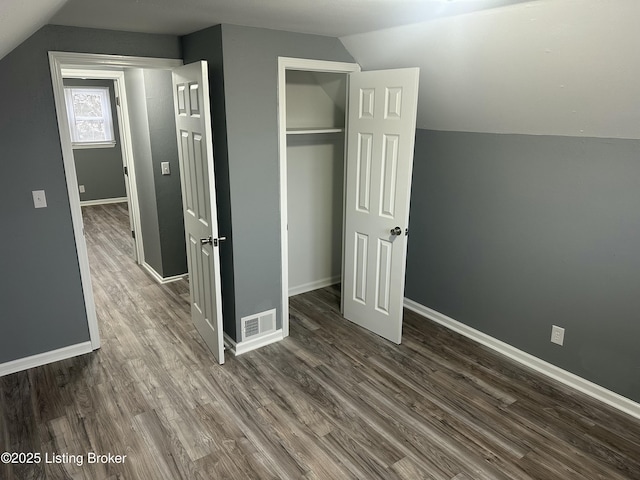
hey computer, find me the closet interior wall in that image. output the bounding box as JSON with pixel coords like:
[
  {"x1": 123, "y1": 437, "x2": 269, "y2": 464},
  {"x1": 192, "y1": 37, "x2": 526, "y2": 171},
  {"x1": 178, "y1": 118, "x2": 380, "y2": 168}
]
[{"x1": 285, "y1": 70, "x2": 348, "y2": 296}]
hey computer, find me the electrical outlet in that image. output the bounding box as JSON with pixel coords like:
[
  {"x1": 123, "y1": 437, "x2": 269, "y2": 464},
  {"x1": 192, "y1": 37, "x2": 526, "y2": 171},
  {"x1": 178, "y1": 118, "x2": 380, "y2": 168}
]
[
  {"x1": 32, "y1": 190, "x2": 47, "y2": 208},
  {"x1": 551, "y1": 325, "x2": 565, "y2": 346},
  {"x1": 79, "y1": 185, "x2": 85, "y2": 193},
  {"x1": 161, "y1": 162, "x2": 170, "y2": 175}
]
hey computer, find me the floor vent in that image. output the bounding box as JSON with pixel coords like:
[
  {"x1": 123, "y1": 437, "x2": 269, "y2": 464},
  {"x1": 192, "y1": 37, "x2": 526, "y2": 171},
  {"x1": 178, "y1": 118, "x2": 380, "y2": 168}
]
[{"x1": 241, "y1": 309, "x2": 276, "y2": 342}]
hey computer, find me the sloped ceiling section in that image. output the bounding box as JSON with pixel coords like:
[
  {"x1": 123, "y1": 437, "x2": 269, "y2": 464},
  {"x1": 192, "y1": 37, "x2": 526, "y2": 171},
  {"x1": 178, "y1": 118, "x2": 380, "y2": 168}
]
[
  {"x1": 0, "y1": 0, "x2": 68, "y2": 60},
  {"x1": 341, "y1": 0, "x2": 640, "y2": 139},
  {"x1": 50, "y1": 0, "x2": 531, "y2": 38}
]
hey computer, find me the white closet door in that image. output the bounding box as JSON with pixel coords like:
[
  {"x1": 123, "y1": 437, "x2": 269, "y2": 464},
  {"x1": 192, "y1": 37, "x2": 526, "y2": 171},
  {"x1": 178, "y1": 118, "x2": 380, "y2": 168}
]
[{"x1": 342, "y1": 68, "x2": 419, "y2": 344}]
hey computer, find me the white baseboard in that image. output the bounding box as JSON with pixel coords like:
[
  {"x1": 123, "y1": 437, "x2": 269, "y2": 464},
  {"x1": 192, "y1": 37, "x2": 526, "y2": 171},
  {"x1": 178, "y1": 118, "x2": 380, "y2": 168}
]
[
  {"x1": 224, "y1": 329, "x2": 284, "y2": 356},
  {"x1": 289, "y1": 276, "x2": 340, "y2": 297},
  {"x1": 404, "y1": 298, "x2": 640, "y2": 421},
  {"x1": 80, "y1": 196, "x2": 128, "y2": 206},
  {"x1": 0, "y1": 341, "x2": 94, "y2": 377},
  {"x1": 142, "y1": 262, "x2": 187, "y2": 285}
]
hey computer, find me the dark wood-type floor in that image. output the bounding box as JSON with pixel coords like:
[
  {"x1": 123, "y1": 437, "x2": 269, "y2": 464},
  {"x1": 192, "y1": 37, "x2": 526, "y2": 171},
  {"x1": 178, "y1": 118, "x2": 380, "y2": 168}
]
[{"x1": 1, "y1": 203, "x2": 640, "y2": 479}]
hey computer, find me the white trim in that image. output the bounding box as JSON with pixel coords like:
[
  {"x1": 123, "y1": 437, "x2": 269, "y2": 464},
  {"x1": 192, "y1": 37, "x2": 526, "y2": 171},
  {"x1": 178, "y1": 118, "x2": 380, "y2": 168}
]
[
  {"x1": 50, "y1": 56, "x2": 101, "y2": 350},
  {"x1": 277, "y1": 57, "x2": 362, "y2": 74},
  {"x1": 142, "y1": 262, "x2": 187, "y2": 285},
  {"x1": 54, "y1": 52, "x2": 182, "y2": 71},
  {"x1": 49, "y1": 52, "x2": 184, "y2": 351},
  {"x1": 80, "y1": 196, "x2": 128, "y2": 206},
  {"x1": 224, "y1": 330, "x2": 284, "y2": 356},
  {"x1": 0, "y1": 342, "x2": 93, "y2": 377},
  {"x1": 403, "y1": 298, "x2": 640, "y2": 421},
  {"x1": 278, "y1": 57, "x2": 360, "y2": 339},
  {"x1": 289, "y1": 276, "x2": 341, "y2": 297},
  {"x1": 72, "y1": 141, "x2": 117, "y2": 150}
]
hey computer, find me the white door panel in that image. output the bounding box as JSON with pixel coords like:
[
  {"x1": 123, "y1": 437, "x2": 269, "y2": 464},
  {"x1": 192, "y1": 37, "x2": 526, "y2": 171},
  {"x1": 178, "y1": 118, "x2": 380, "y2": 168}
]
[
  {"x1": 343, "y1": 68, "x2": 419, "y2": 344},
  {"x1": 173, "y1": 61, "x2": 224, "y2": 364}
]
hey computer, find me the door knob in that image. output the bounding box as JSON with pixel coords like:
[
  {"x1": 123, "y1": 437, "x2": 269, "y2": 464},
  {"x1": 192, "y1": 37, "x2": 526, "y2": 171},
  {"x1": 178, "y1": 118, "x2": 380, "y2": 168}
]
[
  {"x1": 201, "y1": 236, "x2": 227, "y2": 246},
  {"x1": 390, "y1": 226, "x2": 402, "y2": 236}
]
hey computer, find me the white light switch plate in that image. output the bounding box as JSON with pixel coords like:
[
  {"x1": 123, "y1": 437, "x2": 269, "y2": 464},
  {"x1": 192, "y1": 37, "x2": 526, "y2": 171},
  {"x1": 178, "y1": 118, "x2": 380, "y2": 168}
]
[
  {"x1": 551, "y1": 325, "x2": 565, "y2": 346},
  {"x1": 161, "y1": 162, "x2": 170, "y2": 175},
  {"x1": 32, "y1": 190, "x2": 47, "y2": 208}
]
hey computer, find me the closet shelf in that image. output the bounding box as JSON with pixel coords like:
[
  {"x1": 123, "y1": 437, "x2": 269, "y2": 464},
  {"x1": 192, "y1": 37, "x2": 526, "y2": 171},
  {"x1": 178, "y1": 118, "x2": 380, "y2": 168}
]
[{"x1": 286, "y1": 127, "x2": 345, "y2": 135}]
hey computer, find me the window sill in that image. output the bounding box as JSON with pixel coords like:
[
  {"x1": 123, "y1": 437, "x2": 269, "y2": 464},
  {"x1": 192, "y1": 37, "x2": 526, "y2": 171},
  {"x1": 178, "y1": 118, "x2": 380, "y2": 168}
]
[{"x1": 72, "y1": 142, "x2": 116, "y2": 150}]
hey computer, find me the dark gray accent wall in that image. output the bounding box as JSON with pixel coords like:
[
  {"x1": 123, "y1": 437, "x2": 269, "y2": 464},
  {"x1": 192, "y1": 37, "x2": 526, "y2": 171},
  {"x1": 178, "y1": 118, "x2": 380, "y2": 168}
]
[
  {"x1": 144, "y1": 69, "x2": 186, "y2": 277},
  {"x1": 0, "y1": 25, "x2": 180, "y2": 364},
  {"x1": 125, "y1": 69, "x2": 186, "y2": 278},
  {"x1": 182, "y1": 25, "x2": 237, "y2": 337},
  {"x1": 183, "y1": 24, "x2": 354, "y2": 341},
  {"x1": 63, "y1": 78, "x2": 126, "y2": 202},
  {"x1": 406, "y1": 129, "x2": 640, "y2": 402}
]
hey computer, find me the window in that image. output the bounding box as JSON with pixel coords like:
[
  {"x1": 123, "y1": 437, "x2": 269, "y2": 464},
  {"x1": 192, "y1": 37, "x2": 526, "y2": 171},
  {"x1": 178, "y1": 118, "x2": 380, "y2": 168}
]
[{"x1": 64, "y1": 86, "x2": 115, "y2": 148}]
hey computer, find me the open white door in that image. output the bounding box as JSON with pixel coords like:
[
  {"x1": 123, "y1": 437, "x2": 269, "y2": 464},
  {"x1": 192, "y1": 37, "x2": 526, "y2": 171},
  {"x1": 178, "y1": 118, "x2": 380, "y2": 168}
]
[
  {"x1": 172, "y1": 61, "x2": 225, "y2": 364},
  {"x1": 343, "y1": 68, "x2": 419, "y2": 344}
]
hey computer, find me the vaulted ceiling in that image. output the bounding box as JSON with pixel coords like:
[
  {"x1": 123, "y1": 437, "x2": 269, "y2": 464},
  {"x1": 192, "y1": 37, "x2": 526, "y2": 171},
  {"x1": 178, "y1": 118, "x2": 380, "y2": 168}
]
[
  {"x1": 0, "y1": 0, "x2": 528, "y2": 61},
  {"x1": 49, "y1": 0, "x2": 530, "y2": 37},
  {"x1": 342, "y1": 0, "x2": 640, "y2": 138},
  {"x1": 0, "y1": 0, "x2": 68, "y2": 60},
  {"x1": 2, "y1": 0, "x2": 638, "y2": 139}
]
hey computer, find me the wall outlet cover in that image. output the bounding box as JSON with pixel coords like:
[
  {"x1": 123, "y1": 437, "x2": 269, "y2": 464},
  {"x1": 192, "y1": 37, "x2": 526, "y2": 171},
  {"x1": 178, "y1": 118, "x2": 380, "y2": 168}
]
[
  {"x1": 32, "y1": 190, "x2": 47, "y2": 209},
  {"x1": 551, "y1": 325, "x2": 565, "y2": 346},
  {"x1": 79, "y1": 185, "x2": 85, "y2": 193}
]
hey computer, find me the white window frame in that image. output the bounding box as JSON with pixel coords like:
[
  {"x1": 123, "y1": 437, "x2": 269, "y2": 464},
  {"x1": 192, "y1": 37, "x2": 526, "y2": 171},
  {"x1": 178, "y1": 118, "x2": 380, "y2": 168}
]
[{"x1": 64, "y1": 86, "x2": 116, "y2": 148}]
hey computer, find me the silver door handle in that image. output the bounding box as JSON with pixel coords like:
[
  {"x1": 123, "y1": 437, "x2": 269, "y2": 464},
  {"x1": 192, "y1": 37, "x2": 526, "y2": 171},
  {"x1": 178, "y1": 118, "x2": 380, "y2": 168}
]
[
  {"x1": 390, "y1": 226, "x2": 402, "y2": 236},
  {"x1": 200, "y1": 236, "x2": 213, "y2": 245},
  {"x1": 213, "y1": 236, "x2": 226, "y2": 247}
]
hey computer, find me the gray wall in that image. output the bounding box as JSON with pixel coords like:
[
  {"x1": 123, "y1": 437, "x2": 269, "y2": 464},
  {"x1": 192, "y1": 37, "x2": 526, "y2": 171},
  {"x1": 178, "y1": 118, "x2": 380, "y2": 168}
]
[
  {"x1": 222, "y1": 25, "x2": 354, "y2": 338},
  {"x1": 63, "y1": 78, "x2": 126, "y2": 202},
  {"x1": 184, "y1": 24, "x2": 354, "y2": 340},
  {"x1": 0, "y1": 25, "x2": 181, "y2": 364},
  {"x1": 145, "y1": 69, "x2": 186, "y2": 278},
  {"x1": 405, "y1": 129, "x2": 640, "y2": 403},
  {"x1": 125, "y1": 68, "x2": 162, "y2": 273},
  {"x1": 125, "y1": 68, "x2": 186, "y2": 278},
  {"x1": 182, "y1": 25, "x2": 237, "y2": 336}
]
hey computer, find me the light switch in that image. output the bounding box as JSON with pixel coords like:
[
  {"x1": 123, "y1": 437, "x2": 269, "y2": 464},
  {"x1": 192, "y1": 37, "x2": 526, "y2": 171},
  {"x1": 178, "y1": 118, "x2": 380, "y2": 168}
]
[
  {"x1": 161, "y1": 162, "x2": 170, "y2": 175},
  {"x1": 79, "y1": 185, "x2": 85, "y2": 193},
  {"x1": 32, "y1": 190, "x2": 47, "y2": 209}
]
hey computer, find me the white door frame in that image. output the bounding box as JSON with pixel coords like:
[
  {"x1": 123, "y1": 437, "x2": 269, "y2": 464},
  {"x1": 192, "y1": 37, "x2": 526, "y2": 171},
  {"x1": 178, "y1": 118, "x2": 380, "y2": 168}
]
[
  {"x1": 61, "y1": 68, "x2": 143, "y2": 264},
  {"x1": 49, "y1": 52, "x2": 183, "y2": 349},
  {"x1": 277, "y1": 57, "x2": 360, "y2": 338}
]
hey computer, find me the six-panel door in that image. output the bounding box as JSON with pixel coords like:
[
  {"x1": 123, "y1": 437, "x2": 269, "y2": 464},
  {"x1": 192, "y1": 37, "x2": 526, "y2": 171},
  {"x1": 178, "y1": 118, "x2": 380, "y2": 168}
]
[
  {"x1": 343, "y1": 68, "x2": 420, "y2": 344},
  {"x1": 172, "y1": 61, "x2": 225, "y2": 364}
]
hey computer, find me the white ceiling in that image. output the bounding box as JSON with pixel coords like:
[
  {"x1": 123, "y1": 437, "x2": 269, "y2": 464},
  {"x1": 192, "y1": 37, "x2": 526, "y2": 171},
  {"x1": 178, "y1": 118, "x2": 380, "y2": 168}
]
[
  {"x1": 49, "y1": 0, "x2": 529, "y2": 37},
  {"x1": 0, "y1": 0, "x2": 68, "y2": 60},
  {"x1": 3, "y1": 0, "x2": 636, "y2": 139},
  {"x1": 342, "y1": 0, "x2": 640, "y2": 139}
]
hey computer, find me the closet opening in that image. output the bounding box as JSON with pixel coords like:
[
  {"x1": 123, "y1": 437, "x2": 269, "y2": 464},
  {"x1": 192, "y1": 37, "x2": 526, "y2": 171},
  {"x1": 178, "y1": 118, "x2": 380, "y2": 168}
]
[{"x1": 277, "y1": 58, "x2": 360, "y2": 337}]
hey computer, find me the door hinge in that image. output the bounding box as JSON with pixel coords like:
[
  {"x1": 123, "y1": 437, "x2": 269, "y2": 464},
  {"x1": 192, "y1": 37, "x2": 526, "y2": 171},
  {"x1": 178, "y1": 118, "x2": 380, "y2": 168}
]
[
  {"x1": 131, "y1": 230, "x2": 136, "y2": 239},
  {"x1": 116, "y1": 96, "x2": 121, "y2": 107},
  {"x1": 124, "y1": 166, "x2": 128, "y2": 176}
]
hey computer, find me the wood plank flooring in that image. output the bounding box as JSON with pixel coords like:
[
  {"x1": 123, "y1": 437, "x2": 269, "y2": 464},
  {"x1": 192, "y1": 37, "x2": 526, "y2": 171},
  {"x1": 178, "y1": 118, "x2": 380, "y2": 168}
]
[{"x1": 1, "y1": 202, "x2": 639, "y2": 479}]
